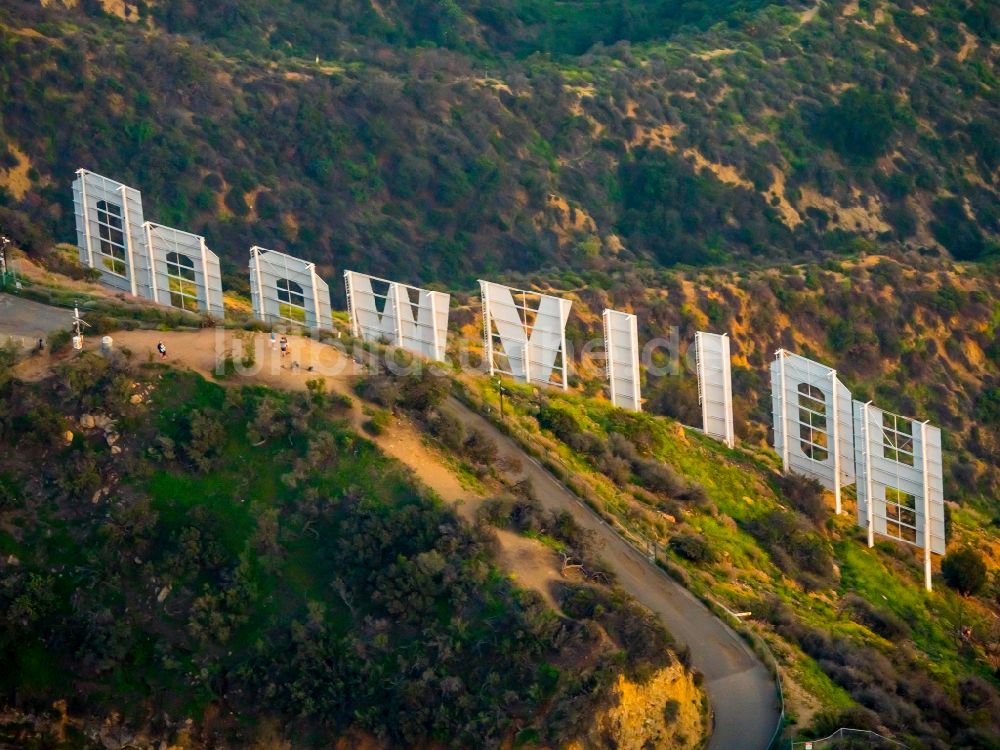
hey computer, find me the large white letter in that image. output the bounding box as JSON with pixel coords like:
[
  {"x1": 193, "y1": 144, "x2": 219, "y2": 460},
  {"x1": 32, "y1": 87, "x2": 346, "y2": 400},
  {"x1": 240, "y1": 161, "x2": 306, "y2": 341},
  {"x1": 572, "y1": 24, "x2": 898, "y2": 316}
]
[
  {"x1": 853, "y1": 402, "x2": 944, "y2": 590},
  {"x1": 72, "y1": 169, "x2": 150, "y2": 299},
  {"x1": 145, "y1": 223, "x2": 225, "y2": 318},
  {"x1": 771, "y1": 350, "x2": 855, "y2": 512},
  {"x1": 604, "y1": 309, "x2": 641, "y2": 411},
  {"x1": 250, "y1": 246, "x2": 332, "y2": 330},
  {"x1": 480, "y1": 280, "x2": 572, "y2": 389},
  {"x1": 346, "y1": 270, "x2": 450, "y2": 361},
  {"x1": 695, "y1": 331, "x2": 733, "y2": 447}
]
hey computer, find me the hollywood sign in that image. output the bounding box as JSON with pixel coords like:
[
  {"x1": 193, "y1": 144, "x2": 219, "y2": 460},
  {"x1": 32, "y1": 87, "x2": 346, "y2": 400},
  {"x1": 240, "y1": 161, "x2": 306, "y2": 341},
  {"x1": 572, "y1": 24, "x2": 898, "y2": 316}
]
[{"x1": 70, "y1": 171, "x2": 948, "y2": 586}]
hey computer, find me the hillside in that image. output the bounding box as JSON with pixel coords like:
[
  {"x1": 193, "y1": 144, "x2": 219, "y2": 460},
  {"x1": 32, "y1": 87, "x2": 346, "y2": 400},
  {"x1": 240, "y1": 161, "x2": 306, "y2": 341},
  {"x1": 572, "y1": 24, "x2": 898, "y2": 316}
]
[
  {"x1": 452, "y1": 370, "x2": 1000, "y2": 748},
  {"x1": 0, "y1": 341, "x2": 706, "y2": 749},
  {"x1": 0, "y1": 0, "x2": 997, "y2": 290},
  {"x1": 1, "y1": 0, "x2": 999, "y2": 745},
  {"x1": 442, "y1": 251, "x2": 1000, "y2": 508},
  {"x1": 0, "y1": 265, "x2": 997, "y2": 747}
]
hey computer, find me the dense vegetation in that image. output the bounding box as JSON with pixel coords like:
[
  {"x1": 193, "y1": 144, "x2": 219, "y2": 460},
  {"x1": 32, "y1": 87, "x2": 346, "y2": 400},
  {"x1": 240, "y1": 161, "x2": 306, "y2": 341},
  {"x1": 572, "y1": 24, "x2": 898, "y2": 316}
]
[
  {"x1": 1, "y1": 0, "x2": 997, "y2": 743},
  {"x1": 146, "y1": 0, "x2": 787, "y2": 57},
  {"x1": 0, "y1": 0, "x2": 997, "y2": 293},
  {"x1": 0, "y1": 347, "x2": 687, "y2": 747}
]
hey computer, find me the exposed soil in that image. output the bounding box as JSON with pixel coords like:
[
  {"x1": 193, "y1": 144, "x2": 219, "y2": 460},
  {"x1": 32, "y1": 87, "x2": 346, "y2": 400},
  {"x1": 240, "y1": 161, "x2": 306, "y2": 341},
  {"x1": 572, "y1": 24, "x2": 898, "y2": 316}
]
[{"x1": 13, "y1": 324, "x2": 570, "y2": 615}]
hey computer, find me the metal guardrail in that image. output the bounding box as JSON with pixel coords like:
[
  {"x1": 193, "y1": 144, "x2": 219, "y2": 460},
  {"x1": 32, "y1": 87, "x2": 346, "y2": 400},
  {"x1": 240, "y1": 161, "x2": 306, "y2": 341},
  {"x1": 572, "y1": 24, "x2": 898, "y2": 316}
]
[
  {"x1": 705, "y1": 597, "x2": 786, "y2": 750},
  {"x1": 791, "y1": 728, "x2": 909, "y2": 748}
]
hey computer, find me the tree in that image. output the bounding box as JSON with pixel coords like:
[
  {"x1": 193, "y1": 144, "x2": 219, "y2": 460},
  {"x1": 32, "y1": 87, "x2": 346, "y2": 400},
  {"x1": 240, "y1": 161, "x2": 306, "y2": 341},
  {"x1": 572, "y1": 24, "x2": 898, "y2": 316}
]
[
  {"x1": 941, "y1": 548, "x2": 988, "y2": 596},
  {"x1": 810, "y1": 89, "x2": 901, "y2": 163},
  {"x1": 777, "y1": 473, "x2": 827, "y2": 526},
  {"x1": 931, "y1": 197, "x2": 991, "y2": 261}
]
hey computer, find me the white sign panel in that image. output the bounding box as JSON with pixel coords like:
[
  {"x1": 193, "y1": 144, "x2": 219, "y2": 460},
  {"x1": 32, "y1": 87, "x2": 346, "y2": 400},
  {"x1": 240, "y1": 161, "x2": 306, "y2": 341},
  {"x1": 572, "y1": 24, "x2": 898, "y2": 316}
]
[
  {"x1": 853, "y1": 402, "x2": 945, "y2": 561},
  {"x1": 603, "y1": 309, "x2": 641, "y2": 411},
  {"x1": 480, "y1": 280, "x2": 572, "y2": 390},
  {"x1": 345, "y1": 270, "x2": 449, "y2": 362},
  {"x1": 250, "y1": 246, "x2": 332, "y2": 330},
  {"x1": 144, "y1": 223, "x2": 225, "y2": 317},
  {"x1": 771, "y1": 350, "x2": 855, "y2": 512},
  {"x1": 345, "y1": 270, "x2": 396, "y2": 344},
  {"x1": 72, "y1": 169, "x2": 149, "y2": 297},
  {"x1": 695, "y1": 331, "x2": 734, "y2": 448}
]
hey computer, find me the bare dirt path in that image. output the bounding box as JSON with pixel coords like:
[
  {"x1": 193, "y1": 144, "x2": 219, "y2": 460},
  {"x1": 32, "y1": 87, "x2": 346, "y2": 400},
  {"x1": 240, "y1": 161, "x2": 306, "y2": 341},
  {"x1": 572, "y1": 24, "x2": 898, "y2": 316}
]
[
  {"x1": 17, "y1": 325, "x2": 568, "y2": 611},
  {"x1": 3, "y1": 303, "x2": 780, "y2": 748},
  {"x1": 107, "y1": 329, "x2": 477, "y2": 505}
]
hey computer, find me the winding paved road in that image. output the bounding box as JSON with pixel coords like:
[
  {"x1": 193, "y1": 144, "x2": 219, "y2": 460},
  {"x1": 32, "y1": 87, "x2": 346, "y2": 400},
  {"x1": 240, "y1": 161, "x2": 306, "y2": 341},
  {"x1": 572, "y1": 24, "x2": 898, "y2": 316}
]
[{"x1": 449, "y1": 397, "x2": 781, "y2": 750}]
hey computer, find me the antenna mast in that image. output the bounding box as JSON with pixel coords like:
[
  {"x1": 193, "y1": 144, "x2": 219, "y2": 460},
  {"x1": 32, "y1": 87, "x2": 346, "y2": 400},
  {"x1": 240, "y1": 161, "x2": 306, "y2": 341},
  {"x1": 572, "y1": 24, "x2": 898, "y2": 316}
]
[{"x1": 72, "y1": 305, "x2": 90, "y2": 350}]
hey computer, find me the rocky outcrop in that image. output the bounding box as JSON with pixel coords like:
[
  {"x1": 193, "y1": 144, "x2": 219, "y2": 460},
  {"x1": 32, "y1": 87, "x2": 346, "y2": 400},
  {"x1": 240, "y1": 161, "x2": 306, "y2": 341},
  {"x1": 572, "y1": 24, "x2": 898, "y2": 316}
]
[
  {"x1": 568, "y1": 663, "x2": 708, "y2": 750},
  {"x1": 39, "y1": 0, "x2": 142, "y2": 22}
]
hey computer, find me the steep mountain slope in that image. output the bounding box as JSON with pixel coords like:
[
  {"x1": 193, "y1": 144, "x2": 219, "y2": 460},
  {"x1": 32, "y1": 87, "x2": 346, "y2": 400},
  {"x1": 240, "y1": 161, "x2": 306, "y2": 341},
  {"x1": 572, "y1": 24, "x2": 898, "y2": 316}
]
[
  {"x1": 0, "y1": 246, "x2": 997, "y2": 747},
  {"x1": 133, "y1": 0, "x2": 787, "y2": 57},
  {"x1": 0, "y1": 344, "x2": 705, "y2": 749},
  {"x1": 0, "y1": 0, "x2": 996, "y2": 289},
  {"x1": 1, "y1": 0, "x2": 998, "y2": 744}
]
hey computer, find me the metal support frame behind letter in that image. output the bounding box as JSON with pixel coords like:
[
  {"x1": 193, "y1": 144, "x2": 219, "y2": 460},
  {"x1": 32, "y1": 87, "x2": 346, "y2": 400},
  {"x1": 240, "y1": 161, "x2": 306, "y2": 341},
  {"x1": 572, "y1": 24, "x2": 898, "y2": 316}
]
[
  {"x1": 770, "y1": 349, "x2": 855, "y2": 503},
  {"x1": 479, "y1": 280, "x2": 572, "y2": 390},
  {"x1": 345, "y1": 270, "x2": 449, "y2": 361},
  {"x1": 853, "y1": 400, "x2": 944, "y2": 591}
]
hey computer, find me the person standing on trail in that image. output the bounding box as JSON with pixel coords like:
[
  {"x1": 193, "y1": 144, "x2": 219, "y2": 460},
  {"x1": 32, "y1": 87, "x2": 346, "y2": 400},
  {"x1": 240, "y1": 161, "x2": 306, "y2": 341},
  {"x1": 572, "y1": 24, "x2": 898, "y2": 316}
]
[
  {"x1": 157, "y1": 341, "x2": 167, "y2": 359},
  {"x1": 280, "y1": 335, "x2": 288, "y2": 358},
  {"x1": 270, "y1": 331, "x2": 276, "y2": 351}
]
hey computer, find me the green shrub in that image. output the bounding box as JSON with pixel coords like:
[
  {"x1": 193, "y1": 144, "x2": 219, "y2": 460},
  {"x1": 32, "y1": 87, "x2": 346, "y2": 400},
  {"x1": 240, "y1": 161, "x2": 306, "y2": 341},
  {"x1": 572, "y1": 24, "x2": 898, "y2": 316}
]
[
  {"x1": 356, "y1": 375, "x2": 401, "y2": 409},
  {"x1": 746, "y1": 509, "x2": 836, "y2": 589},
  {"x1": 478, "y1": 493, "x2": 544, "y2": 533},
  {"x1": 669, "y1": 533, "x2": 714, "y2": 563},
  {"x1": 463, "y1": 427, "x2": 498, "y2": 466},
  {"x1": 427, "y1": 406, "x2": 466, "y2": 451},
  {"x1": 839, "y1": 593, "x2": 910, "y2": 640},
  {"x1": 776, "y1": 473, "x2": 828, "y2": 526},
  {"x1": 663, "y1": 698, "x2": 681, "y2": 722},
  {"x1": 47, "y1": 329, "x2": 72, "y2": 353},
  {"x1": 363, "y1": 408, "x2": 391, "y2": 435},
  {"x1": 941, "y1": 547, "x2": 988, "y2": 596},
  {"x1": 537, "y1": 402, "x2": 585, "y2": 445}
]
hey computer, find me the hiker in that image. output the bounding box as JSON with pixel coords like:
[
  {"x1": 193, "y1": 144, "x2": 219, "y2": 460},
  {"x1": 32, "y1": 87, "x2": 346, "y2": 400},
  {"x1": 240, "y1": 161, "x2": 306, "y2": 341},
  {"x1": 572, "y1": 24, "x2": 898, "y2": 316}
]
[
  {"x1": 270, "y1": 331, "x2": 276, "y2": 351},
  {"x1": 157, "y1": 341, "x2": 167, "y2": 359},
  {"x1": 280, "y1": 335, "x2": 288, "y2": 357}
]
